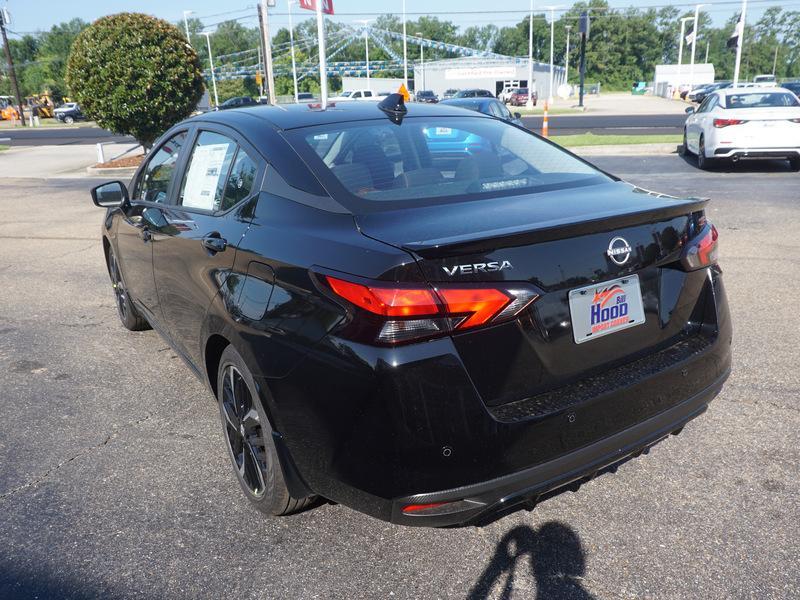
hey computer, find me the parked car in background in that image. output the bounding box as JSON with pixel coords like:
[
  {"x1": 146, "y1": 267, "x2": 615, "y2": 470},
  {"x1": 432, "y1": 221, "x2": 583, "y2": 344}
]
[
  {"x1": 779, "y1": 81, "x2": 800, "y2": 97},
  {"x1": 218, "y1": 96, "x2": 258, "y2": 110},
  {"x1": 508, "y1": 88, "x2": 537, "y2": 107},
  {"x1": 53, "y1": 102, "x2": 85, "y2": 124},
  {"x1": 415, "y1": 90, "x2": 439, "y2": 104},
  {"x1": 330, "y1": 89, "x2": 379, "y2": 101},
  {"x1": 297, "y1": 92, "x2": 315, "y2": 101},
  {"x1": 753, "y1": 74, "x2": 777, "y2": 85},
  {"x1": 498, "y1": 86, "x2": 519, "y2": 103},
  {"x1": 681, "y1": 87, "x2": 800, "y2": 170},
  {"x1": 455, "y1": 89, "x2": 495, "y2": 99},
  {"x1": 440, "y1": 97, "x2": 523, "y2": 126},
  {"x1": 442, "y1": 88, "x2": 460, "y2": 100},
  {"x1": 688, "y1": 82, "x2": 731, "y2": 103}
]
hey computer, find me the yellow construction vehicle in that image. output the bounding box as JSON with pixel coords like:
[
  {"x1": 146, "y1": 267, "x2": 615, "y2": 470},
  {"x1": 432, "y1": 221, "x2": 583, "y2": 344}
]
[
  {"x1": 25, "y1": 94, "x2": 56, "y2": 118},
  {"x1": 0, "y1": 95, "x2": 20, "y2": 120}
]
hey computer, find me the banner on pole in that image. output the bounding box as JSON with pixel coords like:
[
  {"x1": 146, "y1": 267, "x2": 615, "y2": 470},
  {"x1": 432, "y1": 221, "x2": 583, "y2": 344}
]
[{"x1": 298, "y1": 0, "x2": 334, "y2": 15}]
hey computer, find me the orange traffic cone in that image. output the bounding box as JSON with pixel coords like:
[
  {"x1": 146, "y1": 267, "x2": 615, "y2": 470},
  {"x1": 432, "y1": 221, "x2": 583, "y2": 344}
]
[{"x1": 542, "y1": 101, "x2": 549, "y2": 138}]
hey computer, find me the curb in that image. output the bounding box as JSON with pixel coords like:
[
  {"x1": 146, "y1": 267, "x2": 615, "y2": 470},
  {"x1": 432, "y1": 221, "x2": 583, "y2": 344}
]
[
  {"x1": 569, "y1": 143, "x2": 679, "y2": 156},
  {"x1": 86, "y1": 166, "x2": 137, "y2": 178}
]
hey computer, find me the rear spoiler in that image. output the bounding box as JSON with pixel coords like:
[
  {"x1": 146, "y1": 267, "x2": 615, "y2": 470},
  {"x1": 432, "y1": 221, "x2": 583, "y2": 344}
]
[{"x1": 403, "y1": 194, "x2": 709, "y2": 259}]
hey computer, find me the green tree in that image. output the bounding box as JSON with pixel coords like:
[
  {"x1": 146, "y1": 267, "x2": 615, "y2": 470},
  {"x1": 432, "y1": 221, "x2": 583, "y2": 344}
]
[{"x1": 66, "y1": 13, "x2": 204, "y2": 148}]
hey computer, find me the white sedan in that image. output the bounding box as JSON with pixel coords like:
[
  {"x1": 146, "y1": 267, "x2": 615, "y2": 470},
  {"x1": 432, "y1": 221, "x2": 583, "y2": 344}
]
[{"x1": 681, "y1": 87, "x2": 800, "y2": 170}]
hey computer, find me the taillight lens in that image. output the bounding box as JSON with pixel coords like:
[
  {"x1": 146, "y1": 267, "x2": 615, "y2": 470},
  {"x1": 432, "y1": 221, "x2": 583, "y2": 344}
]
[
  {"x1": 321, "y1": 275, "x2": 538, "y2": 345},
  {"x1": 790, "y1": 118, "x2": 800, "y2": 124},
  {"x1": 681, "y1": 222, "x2": 719, "y2": 271},
  {"x1": 713, "y1": 118, "x2": 746, "y2": 128}
]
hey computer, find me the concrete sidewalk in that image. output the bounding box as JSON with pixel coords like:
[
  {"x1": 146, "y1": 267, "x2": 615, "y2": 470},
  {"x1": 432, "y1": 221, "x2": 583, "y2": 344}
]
[{"x1": 0, "y1": 143, "x2": 139, "y2": 179}]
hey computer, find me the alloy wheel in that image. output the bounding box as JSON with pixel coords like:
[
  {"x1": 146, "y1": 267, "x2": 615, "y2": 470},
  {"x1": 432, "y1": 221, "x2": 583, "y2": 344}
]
[
  {"x1": 221, "y1": 365, "x2": 268, "y2": 497},
  {"x1": 108, "y1": 252, "x2": 128, "y2": 321}
]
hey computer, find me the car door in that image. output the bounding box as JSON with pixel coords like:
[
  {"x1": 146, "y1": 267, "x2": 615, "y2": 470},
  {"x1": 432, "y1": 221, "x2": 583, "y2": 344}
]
[
  {"x1": 115, "y1": 129, "x2": 190, "y2": 326},
  {"x1": 686, "y1": 96, "x2": 709, "y2": 151},
  {"x1": 151, "y1": 126, "x2": 264, "y2": 367}
]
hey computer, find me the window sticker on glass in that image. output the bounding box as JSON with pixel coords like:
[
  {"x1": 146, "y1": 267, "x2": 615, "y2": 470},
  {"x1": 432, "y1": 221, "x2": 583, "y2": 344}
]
[{"x1": 182, "y1": 143, "x2": 232, "y2": 210}]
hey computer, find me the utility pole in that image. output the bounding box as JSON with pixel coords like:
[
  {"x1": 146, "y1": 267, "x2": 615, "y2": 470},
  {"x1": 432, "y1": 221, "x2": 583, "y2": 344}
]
[
  {"x1": 732, "y1": 0, "x2": 747, "y2": 87},
  {"x1": 200, "y1": 31, "x2": 219, "y2": 107},
  {"x1": 0, "y1": 8, "x2": 25, "y2": 126},
  {"x1": 354, "y1": 20, "x2": 372, "y2": 91},
  {"x1": 526, "y1": 0, "x2": 535, "y2": 108},
  {"x1": 688, "y1": 4, "x2": 708, "y2": 91},
  {"x1": 316, "y1": 0, "x2": 328, "y2": 109},
  {"x1": 416, "y1": 33, "x2": 424, "y2": 91},
  {"x1": 288, "y1": 0, "x2": 299, "y2": 102},
  {"x1": 543, "y1": 6, "x2": 559, "y2": 105},
  {"x1": 676, "y1": 16, "x2": 693, "y2": 96},
  {"x1": 705, "y1": 40, "x2": 709, "y2": 63},
  {"x1": 258, "y1": 0, "x2": 276, "y2": 104},
  {"x1": 402, "y1": 0, "x2": 408, "y2": 93},
  {"x1": 183, "y1": 10, "x2": 194, "y2": 45},
  {"x1": 578, "y1": 11, "x2": 588, "y2": 108},
  {"x1": 772, "y1": 44, "x2": 779, "y2": 76},
  {"x1": 564, "y1": 25, "x2": 571, "y2": 84}
]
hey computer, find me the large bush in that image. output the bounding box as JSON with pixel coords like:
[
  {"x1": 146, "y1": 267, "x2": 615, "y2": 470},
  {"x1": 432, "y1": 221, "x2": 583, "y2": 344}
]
[{"x1": 66, "y1": 13, "x2": 204, "y2": 147}]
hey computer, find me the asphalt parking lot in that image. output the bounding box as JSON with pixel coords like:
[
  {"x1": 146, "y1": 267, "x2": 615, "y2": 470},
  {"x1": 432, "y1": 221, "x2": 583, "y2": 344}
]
[{"x1": 1, "y1": 155, "x2": 798, "y2": 599}]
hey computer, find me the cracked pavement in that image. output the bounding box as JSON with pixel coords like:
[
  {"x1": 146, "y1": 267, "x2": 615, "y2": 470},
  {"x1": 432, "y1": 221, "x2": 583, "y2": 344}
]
[{"x1": 0, "y1": 159, "x2": 798, "y2": 599}]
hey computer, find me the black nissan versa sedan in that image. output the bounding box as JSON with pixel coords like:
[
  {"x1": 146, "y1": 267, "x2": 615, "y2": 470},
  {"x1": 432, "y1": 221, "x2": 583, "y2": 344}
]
[{"x1": 91, "y1": 95, "x2": 731, "y2": 527}]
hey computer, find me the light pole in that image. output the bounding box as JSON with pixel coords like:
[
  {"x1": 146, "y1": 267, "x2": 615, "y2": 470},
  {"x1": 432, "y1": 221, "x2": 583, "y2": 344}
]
[
  {"x1": 688, "y1": 4, "x2": 708, "y2": 91},
  {"x1": 526, "y1": 0, "x2": 535, "y2": 108},
  {"x1": 564, "y1": 24, "x2": 572, "y2": 84},
  {"x1": 676, "y1": 16, "x2": 693, "y2": 96},
  {"x1": 543, "y1": 6, "x2": 560, "y2": 105},
  {"x1": 200, "y1": 31, "x2": 219, "y2": 108},
  {"x1": 288, "y1": 0, "x2": 299, "y2": 102},
  {"x1": 354, "y1": 20, "x2": 373, "y2": 91},
  {"x1": 416, "y1": 33, "x2": 424, "y2": 93},
  {"x1": 182, "y1": 10, "x2": 194, "y2": 46},
  {"x1": 402, "y1": 0, "x2": 408, "y2": 93}
]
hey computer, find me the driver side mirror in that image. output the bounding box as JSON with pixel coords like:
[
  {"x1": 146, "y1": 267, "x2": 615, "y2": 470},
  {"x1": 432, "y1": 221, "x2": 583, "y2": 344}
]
[
  {"x1": 685, "y1": 106, "x2": 695, "y2": 114},
  {"x1": 513, "y1": 112, "x2": 522, "y2": 120},
  {"x1": 91, "y1": 181, "x2": 128, "y2": 208}
]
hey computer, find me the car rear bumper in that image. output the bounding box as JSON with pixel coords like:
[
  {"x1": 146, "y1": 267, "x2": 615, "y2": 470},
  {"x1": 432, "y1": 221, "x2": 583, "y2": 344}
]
[
  {"x1": 391, "y1": 367, "x2": 728, "y2": 526},
  {"x1": 266, "y1": 267, "x2": 731, "y2": 526},
  {"x1": 712, "y1": 147, "x2": 800, "y2": 159}
]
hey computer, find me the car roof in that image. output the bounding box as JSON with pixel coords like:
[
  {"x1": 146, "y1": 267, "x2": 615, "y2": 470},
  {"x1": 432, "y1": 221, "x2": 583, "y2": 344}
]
[
  {"x1": 719, "y1": 86, "x2": 792, "y2": 95},
  {"x1": 193, "y1": 100, "x2": 489, "y2": 131},
  {"x1": 440, "y1": 98, "x2": 492, "y2": 109}
]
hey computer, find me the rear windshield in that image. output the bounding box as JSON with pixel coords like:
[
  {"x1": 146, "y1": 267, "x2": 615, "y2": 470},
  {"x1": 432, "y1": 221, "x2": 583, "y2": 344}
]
[
  {"x1": 725, "y1": 92, "x2": 800, "y2": 108},
  {"x1": 286, "y1": 116, "x2": 608, "y2": 211}
]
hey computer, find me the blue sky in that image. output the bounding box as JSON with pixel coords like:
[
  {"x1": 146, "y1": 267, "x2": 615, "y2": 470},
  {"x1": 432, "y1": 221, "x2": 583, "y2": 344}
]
[{"x1": 4, "y1": 0, "x2": 768, "y2": 37}]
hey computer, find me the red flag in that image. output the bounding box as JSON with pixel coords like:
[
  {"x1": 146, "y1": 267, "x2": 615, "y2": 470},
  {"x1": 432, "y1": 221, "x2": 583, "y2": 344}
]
[{"x1": 298, "y1": 0, "x2": 334, "y2": 15}]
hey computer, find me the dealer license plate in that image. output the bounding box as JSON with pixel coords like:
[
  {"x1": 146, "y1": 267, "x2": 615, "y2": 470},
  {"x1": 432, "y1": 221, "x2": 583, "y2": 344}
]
[{"x1": 568, "y1": 275, "x2": 645, "y2": 344}]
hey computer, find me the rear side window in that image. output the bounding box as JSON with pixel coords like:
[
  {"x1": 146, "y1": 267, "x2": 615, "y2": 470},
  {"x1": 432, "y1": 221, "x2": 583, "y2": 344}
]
[
  {"x1": 288, "y1": 116, "x2": 606, "y2": 211},
  {"x1": 725, "y1": 92, "x2": 800, "y2": 108},
  {"x1": 178, "y1": 131, "x2": 258, "y2": 212},
  {"x1": 135, "y1": 131, "x2": 188, "y2": 203}
]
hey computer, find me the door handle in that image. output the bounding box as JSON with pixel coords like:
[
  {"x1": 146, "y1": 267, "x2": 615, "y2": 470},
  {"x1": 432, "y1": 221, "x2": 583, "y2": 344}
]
[{"x1": 201, "y1": 234, "x2": 227, "y2": 254}]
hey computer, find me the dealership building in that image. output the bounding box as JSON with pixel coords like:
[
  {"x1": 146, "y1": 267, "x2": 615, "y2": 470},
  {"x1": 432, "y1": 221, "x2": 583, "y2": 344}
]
[{"x1": 412, "y1": 56, "x2": 566, "y2": 99}]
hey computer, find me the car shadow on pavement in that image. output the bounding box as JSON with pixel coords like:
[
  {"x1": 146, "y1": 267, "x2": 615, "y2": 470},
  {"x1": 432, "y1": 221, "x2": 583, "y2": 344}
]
[
  {"x1": 678, "y1": 151, "x2": 795, "y2": 173},
  {"x1": 467, "y1": 522, "x2": 596, "y2": 600}
]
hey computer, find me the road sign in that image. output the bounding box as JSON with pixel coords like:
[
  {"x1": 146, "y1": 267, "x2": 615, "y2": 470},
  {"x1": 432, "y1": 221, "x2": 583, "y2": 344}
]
[
  {"x1": 578, "y1": 11, "x2": 590, "y2": 39},
  {"x1": 298, "y1": 0, "x2": 334, "y2": 15}
]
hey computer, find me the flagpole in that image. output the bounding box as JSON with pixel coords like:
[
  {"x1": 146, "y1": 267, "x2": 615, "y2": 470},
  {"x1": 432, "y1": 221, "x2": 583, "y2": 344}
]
[
  {"x1": 316, "y1": 1, "x2": 328, "y2": 108},
  {"x1": 732, "y1": 0, "x2": 747, "y2": 88}
]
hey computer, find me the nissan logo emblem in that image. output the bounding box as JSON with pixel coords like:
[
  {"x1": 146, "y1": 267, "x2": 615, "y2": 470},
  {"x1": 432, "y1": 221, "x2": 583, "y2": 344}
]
[{"x1": 607, "y1": 237, "x2": 632, "y2": 266}]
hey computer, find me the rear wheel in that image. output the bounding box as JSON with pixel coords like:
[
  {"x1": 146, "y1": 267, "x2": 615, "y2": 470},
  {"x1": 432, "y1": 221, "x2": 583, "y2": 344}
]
[
  {"x1": 64, "y1": 115, "x2": 74, "y2": 125},
  {"x1": 107, "y1": 248, "x2": 149, "y2": 331},
  {"x1": 788, "y1": 156, "x2": 800, "y2": 171},
  {"x1": 679, "y1": 129, "x2": 690, "y2": 156},
  {"x1": 697, "y1": 135, "x2": 715, "y2": 170},
  {"x1": 217, "y1": 345, "x2": 314, "y2": 516}
]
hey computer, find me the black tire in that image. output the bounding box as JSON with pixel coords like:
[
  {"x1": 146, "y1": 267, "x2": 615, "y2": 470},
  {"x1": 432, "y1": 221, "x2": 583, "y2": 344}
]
[
  {"x1": 216, "y1": 345, "x2": 314, "y2": 516},
  {"x1": 679, "y1": 129, "x2": 689, "y2": 157},
  {"x1": 788, "y1": 156, "x2": 800, "y2": 171},
  {"x1": 107, "y1": 248, "x2": 150, "y2": 331},
  {"x1": 697, "y1": 135, "x2": 715, "y2": 170},
  {"x1": 64, "y1": 115, "x2": 74, "y2": 125}
]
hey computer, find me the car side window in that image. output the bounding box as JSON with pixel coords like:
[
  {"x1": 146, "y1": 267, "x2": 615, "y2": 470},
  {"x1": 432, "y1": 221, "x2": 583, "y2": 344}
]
[
  {"x1": 178, "y1": 131, "x2": 238, "y2": 211},
  {"x1": 134, "y1": 131, "x2": 188, "y2": 203},
  {"x1": 696, "y1": 96, "x2": 713, "y2": 113},
  {"x1": 497, "y1": 102, "x2": 513, "y2": 120},
  {"x1": 220, "y1": 149, "x2": 258, "y2": 211},
  {"x1": 353, "y1": 91, "x2": 362, "y2": 98},
  {"x1": 364, "y1": 91, "x2": 373, "y2": 98}
]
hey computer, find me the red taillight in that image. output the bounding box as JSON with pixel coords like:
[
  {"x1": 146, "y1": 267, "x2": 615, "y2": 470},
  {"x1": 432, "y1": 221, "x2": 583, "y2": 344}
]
[
  {"x1": 402, "y1": 502, "x2": 448, "y2": 514},
  {"x1": 322, "y1": 275, "x2": 538, "y2": 345},
  {"x1": 713, "y1": 118, "x2": 746, "y2": 128},
  {"x1": 681, "y1": 223, "x2": 719, "y2": 270}
]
